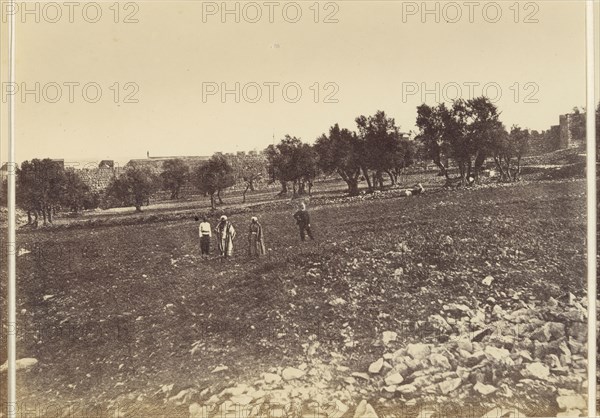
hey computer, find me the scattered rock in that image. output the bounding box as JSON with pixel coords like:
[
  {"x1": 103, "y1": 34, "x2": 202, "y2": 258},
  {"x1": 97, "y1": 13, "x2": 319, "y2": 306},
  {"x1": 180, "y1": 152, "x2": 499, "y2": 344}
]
[
  {"x1": 262, "y1": 372, "x2": 282, "y2": 384},
  {"x1": 189, "y1": 403, "x2": 205, "y2": 418},
  {"x1": 329, "y1": 297, "x2": 347, "y2": 306},
  {"x1": 482, "y1": 276, "x2": 494, "y2": 286},
  {"x1": 382, "y1": 331, "x2": 397, "y2": 345},
  {"x1": 211, "y1": 365, "x2": 228, "y2": 373},
  {"x1": 368, "y1": 358, "x2": 384, "y2": 374},
  {"x1": 0, "y1": 358, "x2": 38, "y2": 373},
  {"x1": 353, "y1": 400, "x2": 378, "y2": 418},
  {"x1": 429, "y1": 314, "x2": 452, "y2": 332},
  {"x1": 556, "y1": 394, "x2": 586, "y2": 411},
  {"x1": 384, "y1": 373, "x2": 404, "y2": 386},
  {"x1": 282, "y1": 367, "x2": 305, "y2": 381},
  {"x1": 473, "y1": 382, "x2": 496, "y2": 395},
  {"x1": 439, "y1": 377, "x2": 462, "y2": 395},
  {"x1": 324, "y1": 400, "x2": 349, "y2": 418},
  {"x1": 406, "y1": 343, "x2": 431, "y2": 360},
  {"x1": 396, "y1": 384, "x2": 417, "y2": 395},
  {"x1": 429, "y1": 353, "x2": 451, "y2": 370},
  {"x1": 522, "y1": 362, "x2": 550, "y2": 380}
]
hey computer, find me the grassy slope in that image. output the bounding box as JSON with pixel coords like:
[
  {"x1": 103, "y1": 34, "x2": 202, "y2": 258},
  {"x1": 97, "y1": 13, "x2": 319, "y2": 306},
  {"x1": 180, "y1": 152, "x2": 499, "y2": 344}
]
[{"x1": 6, "y1": 178, "x2": 586, "y2": 412}]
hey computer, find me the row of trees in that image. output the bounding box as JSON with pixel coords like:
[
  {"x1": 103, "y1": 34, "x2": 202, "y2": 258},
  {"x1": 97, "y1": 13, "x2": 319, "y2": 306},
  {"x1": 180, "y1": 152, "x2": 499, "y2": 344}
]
[
  {"x1": 16, "y1": 159, "x2": 100, "y2": 225},
  {"x1": 416, "y1": 97, "x2": 531, "y2": 185},
  {"x1": 14, "y1": 99, "x2": 596, "y2": 221},
  {"x1": 158, "y1": 154, "x2": 265, "y2": 204},
  {"x1": 265, "y1": 111, "x2": 416, "y2": 197},
  {"x1": 105, "y1": 155, "x2": 238, "y2": 212}
]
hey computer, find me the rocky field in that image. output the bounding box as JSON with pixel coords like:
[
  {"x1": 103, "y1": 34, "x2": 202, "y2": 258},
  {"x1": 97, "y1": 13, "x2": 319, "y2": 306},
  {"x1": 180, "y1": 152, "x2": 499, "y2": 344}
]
[{"x1": 0, "y1": 177, "x2": 589, "y2": 417}]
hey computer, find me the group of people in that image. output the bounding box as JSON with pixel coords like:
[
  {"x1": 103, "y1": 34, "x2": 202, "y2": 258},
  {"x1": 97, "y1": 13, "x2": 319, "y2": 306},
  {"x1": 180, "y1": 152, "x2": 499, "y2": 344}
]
[{"x1": 195, "y1": 202, "x2": 314, "y2": 259}]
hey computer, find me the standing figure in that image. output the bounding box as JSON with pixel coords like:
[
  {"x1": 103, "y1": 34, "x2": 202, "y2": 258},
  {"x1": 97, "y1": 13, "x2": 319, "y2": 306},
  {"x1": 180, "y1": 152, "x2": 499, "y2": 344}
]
[
  {"x1": 215, "y1": 215, "x2": 236, "y2": 258},
  {"x1": 248, "y1": 216, "x2": 266, "y2": 257},
  {"x1": 198, "y1": 216, "x2": 212, "y2": 257},
  {"x1": 293, "y1": 202, "x2": 314, "y2": 241}
]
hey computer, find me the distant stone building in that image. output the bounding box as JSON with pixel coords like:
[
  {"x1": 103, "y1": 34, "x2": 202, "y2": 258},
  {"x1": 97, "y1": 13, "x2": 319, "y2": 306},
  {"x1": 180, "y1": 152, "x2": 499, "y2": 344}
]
[
  {"x1": 76, "y1": 166, "x2": 125, "y2": 193},
  {"x1": 558, "y1": 112, "x2": 585, "y2": 149},
  {"x1": 125, "y1": 155, "x2": 210, "y2": 175},
  {"x1": 0, "y1": 163, "x2": 14, "y2": 183},
  {"x1": 558, "y1": 115, "x2": 571, "y2": 148}
]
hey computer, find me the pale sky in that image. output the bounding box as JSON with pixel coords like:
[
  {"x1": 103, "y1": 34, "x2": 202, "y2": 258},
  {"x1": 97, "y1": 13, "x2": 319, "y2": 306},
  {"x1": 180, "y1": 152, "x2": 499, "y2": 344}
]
[{"x1": 0, "y1": 1, "x2": 596, "y2": 166}]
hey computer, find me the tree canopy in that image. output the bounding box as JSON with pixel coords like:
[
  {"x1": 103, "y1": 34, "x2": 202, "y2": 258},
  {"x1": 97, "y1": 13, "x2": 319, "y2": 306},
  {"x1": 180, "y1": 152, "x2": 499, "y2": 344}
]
[
  {"x1": 194, "y1": 154, "x2": 235, "y2": 209},
  {"x1": 106, "y1": 166, "x2": 159, "y2": 212}
]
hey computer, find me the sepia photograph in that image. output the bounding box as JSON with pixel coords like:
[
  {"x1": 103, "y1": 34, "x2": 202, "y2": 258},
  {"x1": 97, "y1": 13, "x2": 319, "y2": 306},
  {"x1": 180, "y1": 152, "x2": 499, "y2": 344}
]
[{"x1": 0, "y1": 1, "x2": 598, "y2": 417}]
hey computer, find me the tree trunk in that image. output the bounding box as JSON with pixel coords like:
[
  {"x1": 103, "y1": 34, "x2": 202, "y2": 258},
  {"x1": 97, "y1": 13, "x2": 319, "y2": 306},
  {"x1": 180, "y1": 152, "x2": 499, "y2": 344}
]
[
  {"x1": 210, "y1": 193, "x2": 216, "y2": 210},
  {"x1": 217, "y1": 189, "x2": 223, "y2": 204},
  {"x1": 378, "y1": 171, "x2": 385, "y2": 190},
  {"x1": 27, "y1": 211, "x2": 32, "y2": 225},
  {"x1": 135, "y1": 205, "x2": 142, "y2": 212},
  {"x1": 361, "y1": 166, "x2": 373, "y2": 192},
  {"x1": 493, "y1": 156, "x2": 505, "y2": 181},
  {"x1": 243, "y1": 183, "x2": 250, "y2": 203},
  {"x1": 47, "y1": 207, "x2": 53, "y2": 223},
  {"x1": 347, "y1": 177, "x2": 359, "y2": 196},
  {"x1": 278, "y1": 181, "x2": 288, "y2": 196},
  {"x1": 41, "y1": 207, "x2": 47, "y2": 225},
  {"x1": 515, "y1": 157, "x2": 522, "y2": 181},
  {"x1": 466, "y1": 160, "x2": 473, "y2": 184},
  {"x1": 474, "y1": 152, "x2": 486, "y2": 183},
  {"x1": 503, "y1": 155, "x2": 513, "y2": 182},
  {"x1": 433, "y1": 157, "x2": 450, "y2": 179},
  {"x1": 386, "y1": 170, "x2": 396, "y2": 186},
  {"x1": 458, "y1": 162, "x2": 466, "y2": 186}
]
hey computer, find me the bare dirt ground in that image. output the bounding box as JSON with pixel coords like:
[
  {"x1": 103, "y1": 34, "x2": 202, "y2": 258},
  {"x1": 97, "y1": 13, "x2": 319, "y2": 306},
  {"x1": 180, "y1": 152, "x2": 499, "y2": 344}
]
[
  {"x1": 1, "y1": 178, "x2": 588, "y2": 416},
  {"x1": 0, "y1": 149, "x2": 590, "y2": 417}
]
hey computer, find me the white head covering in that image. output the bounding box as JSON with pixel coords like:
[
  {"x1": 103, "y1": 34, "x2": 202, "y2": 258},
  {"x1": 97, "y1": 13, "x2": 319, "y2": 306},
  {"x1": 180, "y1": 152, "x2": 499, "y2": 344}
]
[
  {"x1": 220, "y1": 215, "x2": 227, "y2": 221},
  {"x1": 300, "y1": 202, "x2": 306, "y2": 210},
  {"x1": 251, "y1": 216, "x2": 258, "y2": 222}
]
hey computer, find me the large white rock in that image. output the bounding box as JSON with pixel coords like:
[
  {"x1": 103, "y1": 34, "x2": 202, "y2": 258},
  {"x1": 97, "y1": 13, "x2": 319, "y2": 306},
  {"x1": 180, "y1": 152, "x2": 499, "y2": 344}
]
[
  {"x1": 384, "y1": 373, "x2": 404, "y2": 386},
  {"x1": 396, "y1": 384, "x2": 417, "y2": 395},
  {"x1": 429, "y1": 314, "x2": 452, "y2": 332},
  {"x1": 484, "y1": 346, "x2": 513, "y2": 364},
  {"x1": 406, "y1": 343, "x2": 431, "y2": 360},
  {"x1": 556, "y1": 394, "x2": 586, "y2": 411},
  {"x1": 522, "y1": 362, "x2": 550, "y2": 380},
  {"x1": 382, "y1": 331, "x2": 397, "y2": 345},
  {"x1": 439, "y1": 377, "x2": 462, "y2": 395},
  {"x1": 429, "y1": 353, "x2": 451, "y2": 370},
  {"x1": 262, "y1": 372, "x2": 282, "y2": 384},
  {"x1": 353, "y1": 400, "x2": 378, "y2": 418},
  {"x1": 189, "y1": 403, "x2": 207, "y2": 418},
  {"x1": 282, "y1": 367, "x2": 305, "y2": 381},
  {"x1": 368, "y1": 358, "x2": 384, "y2": 374},
  {"x1": 323, "y1": 400, "x2": 349, "y2": 418},
  {"x1": 0, "y1": 358, "x2": 38, "y2": 373},
  {"x1": 474, "y1": 382, "x2": 497, "y2": 395}
]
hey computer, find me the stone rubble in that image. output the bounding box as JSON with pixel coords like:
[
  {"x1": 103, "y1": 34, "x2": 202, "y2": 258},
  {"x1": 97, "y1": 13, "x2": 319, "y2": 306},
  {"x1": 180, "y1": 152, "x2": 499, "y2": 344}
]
[{"x1": 174, "y1": 295, "x2": 589, "y2": 417}]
